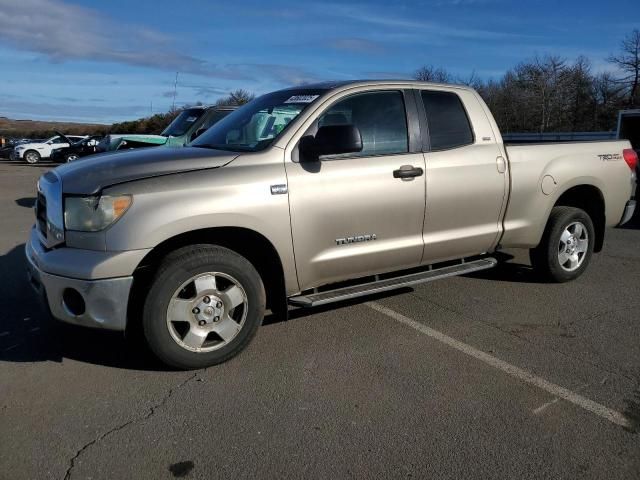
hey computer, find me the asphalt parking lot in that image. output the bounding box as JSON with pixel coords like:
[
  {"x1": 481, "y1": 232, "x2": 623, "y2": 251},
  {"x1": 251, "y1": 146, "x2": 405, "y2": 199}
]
[{"x1": 0, "y1": 159, "x2": 639, "y2": 480}]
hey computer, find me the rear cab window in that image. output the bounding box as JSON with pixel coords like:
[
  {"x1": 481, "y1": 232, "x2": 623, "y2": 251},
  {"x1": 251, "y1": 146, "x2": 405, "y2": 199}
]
[{"x1": 420, "y1": 90, "x2": 474, "y2": 151}]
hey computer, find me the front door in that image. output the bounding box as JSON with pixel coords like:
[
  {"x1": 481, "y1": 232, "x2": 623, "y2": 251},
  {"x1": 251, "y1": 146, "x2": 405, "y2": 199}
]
[{"x1": 286, "y1": 90, "x2": 426, "y2": 290}]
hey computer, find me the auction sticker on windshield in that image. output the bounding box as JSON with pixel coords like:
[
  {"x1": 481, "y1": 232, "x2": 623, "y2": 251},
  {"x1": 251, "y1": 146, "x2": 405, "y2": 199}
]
[{"x1": 284, "y1": 95, "x2": 319, "y2": 104}]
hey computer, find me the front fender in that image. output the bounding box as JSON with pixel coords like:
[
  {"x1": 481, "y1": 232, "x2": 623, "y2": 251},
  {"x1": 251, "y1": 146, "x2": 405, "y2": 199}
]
[{"x1": 103, "y1": 151, "x2": 299, "y2": 293}]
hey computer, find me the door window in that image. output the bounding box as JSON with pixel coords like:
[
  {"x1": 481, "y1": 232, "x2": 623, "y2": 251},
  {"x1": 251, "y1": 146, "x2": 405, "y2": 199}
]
[
  {"x1": 420, "y1": 90, "x2": 474, "y2": 151},
  {"x1": 318, "y1": 91, "x2": 408, "y2": 157}
]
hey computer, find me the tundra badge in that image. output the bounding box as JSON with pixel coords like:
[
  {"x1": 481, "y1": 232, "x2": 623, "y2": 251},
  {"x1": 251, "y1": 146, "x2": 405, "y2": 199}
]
[{"x1": 336, "y1": 234, "x2": 377, "y2": 246}]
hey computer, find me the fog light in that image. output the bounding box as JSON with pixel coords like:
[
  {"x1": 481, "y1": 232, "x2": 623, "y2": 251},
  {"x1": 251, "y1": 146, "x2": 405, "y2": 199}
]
[{"x1": 62, "y1": 288, "x2": 86, "y2": 316}]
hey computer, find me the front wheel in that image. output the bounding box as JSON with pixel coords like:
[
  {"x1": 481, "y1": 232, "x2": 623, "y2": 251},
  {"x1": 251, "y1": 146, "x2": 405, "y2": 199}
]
[
  {"x1": 65, "y1": 153, "x2": 79, "y2": 162},
  {"x1": 24, "y1": 150, "x2": 41, "y2": 164},
  {"x1": 530, "y1": 206, "x2": 595, "y2": 282},
  {"x1": 143, "y1": 245, "x2": 265, "y2": 369}
]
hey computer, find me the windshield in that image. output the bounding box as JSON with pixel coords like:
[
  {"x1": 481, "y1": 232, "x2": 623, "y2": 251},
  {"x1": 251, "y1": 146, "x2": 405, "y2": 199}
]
[
  {"x1": 162, "y1": 108, "x2": 207, "y2": 137},
  {"x1": 191, "y1": 89, "x2": 327, "y2": 152}
]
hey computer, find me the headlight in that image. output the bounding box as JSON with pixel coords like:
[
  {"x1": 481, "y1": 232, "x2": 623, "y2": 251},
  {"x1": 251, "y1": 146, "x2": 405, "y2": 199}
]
[{"x1": 64, "y1": 195, "x2": 132, "y2": 231}]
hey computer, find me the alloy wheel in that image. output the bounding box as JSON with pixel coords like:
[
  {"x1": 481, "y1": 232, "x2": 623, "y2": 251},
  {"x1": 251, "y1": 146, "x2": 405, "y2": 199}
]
[{"x1": 165, "y1": 272, "x2": 248, "y2": 352}]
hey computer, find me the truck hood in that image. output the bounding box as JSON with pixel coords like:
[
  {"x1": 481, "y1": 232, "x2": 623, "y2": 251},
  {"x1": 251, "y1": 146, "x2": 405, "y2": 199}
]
[{"x1": 55, "y1": 146, "x2": 238, "y2": 195}]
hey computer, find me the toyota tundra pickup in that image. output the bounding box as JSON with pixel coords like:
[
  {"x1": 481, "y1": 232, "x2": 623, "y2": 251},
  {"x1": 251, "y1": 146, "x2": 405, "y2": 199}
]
[{"x1": 25, "y1": 80, "x2": 638, "y2": 369}]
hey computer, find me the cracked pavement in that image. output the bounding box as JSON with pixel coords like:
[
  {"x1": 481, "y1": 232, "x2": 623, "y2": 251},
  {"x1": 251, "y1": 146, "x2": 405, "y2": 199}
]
[{"x1": 1, "y1": 161, "x2": 639, "y2": 479}]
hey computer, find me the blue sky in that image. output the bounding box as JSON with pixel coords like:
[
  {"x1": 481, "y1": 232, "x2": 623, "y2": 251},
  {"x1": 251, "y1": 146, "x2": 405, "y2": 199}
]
[{"x1": 1, "y1": 0, "x2": 638, "y2": 124}]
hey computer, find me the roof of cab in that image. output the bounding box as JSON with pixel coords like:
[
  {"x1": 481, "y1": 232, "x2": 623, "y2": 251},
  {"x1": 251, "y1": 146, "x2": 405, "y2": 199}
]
[{"x1": 281, "y1": 79, "x2": 473, "y2": 92}]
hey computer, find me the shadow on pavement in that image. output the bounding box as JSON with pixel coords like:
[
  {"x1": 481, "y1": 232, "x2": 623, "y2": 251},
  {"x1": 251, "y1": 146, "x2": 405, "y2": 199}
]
[
  {"x1": 0, "y1": 243, "x2": 167, "y2": 371},
  {"x1": 0, "y1": 239, "x2": 551, "y2": 369},
  {"x1": 620, "y1": 213, "x2": 640, "y2": 230},
  {"x1": 263, "y1": 287, "x2": 413, "y2": 327},
  {"x1": 15, "y1": 197, "x2": 36, "y2": 208},
  {"x1": 0, "y1": 241, "x2": 410, "y2": 370},
  {"x1": 0, "y1": 160, "x2": 56, "y2": 167},
  {"x1": 464, "y1": 261, "x2": 544, "y2": 284}
]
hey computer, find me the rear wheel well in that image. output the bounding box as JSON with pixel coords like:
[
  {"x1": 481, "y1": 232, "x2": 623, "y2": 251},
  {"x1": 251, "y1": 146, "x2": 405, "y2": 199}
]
[
  {"x1": 128, "y1": 228, "x2": 287, "y2": 334},
  {"x1": 554, "y1": 185, "x2": 605, "y2": 252}
]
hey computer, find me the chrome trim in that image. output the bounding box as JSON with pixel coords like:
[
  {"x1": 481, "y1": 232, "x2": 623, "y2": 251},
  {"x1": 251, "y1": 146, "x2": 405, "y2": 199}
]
[
  {"x1": 289, "y1": 257, "x2": 497, "y2": 307},
  {"x1": 36, "y1": 171, "x2": 65, "y2": 248},
  {"x1": 270, "y1": 184, "x2": 288, "y2": 195},
  {"x1": 618, "y1": 200, "x2": 636, "y2": 226}
]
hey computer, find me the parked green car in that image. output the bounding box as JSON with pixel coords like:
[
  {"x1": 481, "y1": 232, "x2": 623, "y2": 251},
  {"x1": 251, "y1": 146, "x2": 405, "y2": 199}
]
[{"x1": 97, "y1": 105, "x2": 236, "y2": 152}]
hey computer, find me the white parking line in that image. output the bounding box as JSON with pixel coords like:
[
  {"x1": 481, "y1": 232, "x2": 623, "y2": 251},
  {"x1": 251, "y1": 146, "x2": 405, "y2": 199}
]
[
  {"x1": 532, "y1": 383, "x2": 589, "y2": 415},
  {"x1": 533, "y1": 397, "x2": 561, "y2": 415},
  {"x1": 366, "y1": 301, "x2": 631, "y2": 429}
]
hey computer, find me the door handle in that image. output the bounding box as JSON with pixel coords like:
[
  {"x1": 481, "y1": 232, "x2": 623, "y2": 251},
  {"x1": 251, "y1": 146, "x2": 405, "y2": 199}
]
[{"x1": 393, "y1": 165, "x2": 424, "y2": 179}]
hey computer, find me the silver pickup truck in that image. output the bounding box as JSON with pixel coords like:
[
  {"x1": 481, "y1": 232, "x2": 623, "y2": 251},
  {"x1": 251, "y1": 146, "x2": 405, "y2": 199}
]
[{"x1": 26, "y1": 80, "x2": 637, "y2": 369}]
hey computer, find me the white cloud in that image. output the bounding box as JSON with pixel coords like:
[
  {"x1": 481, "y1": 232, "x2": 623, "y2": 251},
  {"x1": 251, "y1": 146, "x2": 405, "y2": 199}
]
[
  {"x1": 314, "y1": 2, "x2": 536, "y2": 41},
  {"x1": 0, "y1": 0, "x2": 318, "y2": 84},
  {"x1": 0, "y1": 0, "x2": 210, "y2": 73}
]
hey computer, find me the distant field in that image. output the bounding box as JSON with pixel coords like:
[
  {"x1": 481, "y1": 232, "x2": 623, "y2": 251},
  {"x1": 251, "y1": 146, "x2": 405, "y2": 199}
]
[{"x1": 0, "y1": 117, "x2": 108, "y2": 139}]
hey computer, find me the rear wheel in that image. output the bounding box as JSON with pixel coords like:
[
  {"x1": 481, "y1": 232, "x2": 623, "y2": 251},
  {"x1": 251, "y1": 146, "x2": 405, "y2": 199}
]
[
  {"x1": 143, "y1": 245, "x2": 265, "y2": 369},
  {"x1": 65, "y1": 153, "x2": 79, "y2": 162},
  {"x1": 530, "y1": 206, "x2": 594, "y2": 282},
  {"x1": 24, "y1": 150, "x2": 40, "y2": 164}
]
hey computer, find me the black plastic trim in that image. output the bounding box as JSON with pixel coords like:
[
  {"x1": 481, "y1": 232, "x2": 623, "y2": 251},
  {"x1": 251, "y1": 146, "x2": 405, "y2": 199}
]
[
  {"x1": 403, "y1": 89, "x2": 422, "y2": 154},
  {"x1": 412, "y1": 89, "x2": 431, "y2": 152}
]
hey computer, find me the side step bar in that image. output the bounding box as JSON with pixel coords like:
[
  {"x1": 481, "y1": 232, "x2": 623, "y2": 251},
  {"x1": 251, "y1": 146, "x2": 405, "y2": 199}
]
[{"x1": 288, "y1": 257, "x2": 497, "y2": 308}]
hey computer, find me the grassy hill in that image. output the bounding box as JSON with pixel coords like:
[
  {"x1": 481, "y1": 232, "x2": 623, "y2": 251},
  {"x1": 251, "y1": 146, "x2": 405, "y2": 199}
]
[{"x1": 0, "y1": 117, "x2": 109, "y2": 139}]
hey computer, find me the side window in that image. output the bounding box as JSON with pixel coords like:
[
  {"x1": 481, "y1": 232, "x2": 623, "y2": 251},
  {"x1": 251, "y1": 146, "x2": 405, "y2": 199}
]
[
  {"x1": 202, "y1": 110, "x2": 231, "y2": 131},
  {"x1": 318, "y1": 91, "x2": 408, "y2": 157},
  {"x1": 421, "y1": 90, "x2": 474, "y2": 151}
]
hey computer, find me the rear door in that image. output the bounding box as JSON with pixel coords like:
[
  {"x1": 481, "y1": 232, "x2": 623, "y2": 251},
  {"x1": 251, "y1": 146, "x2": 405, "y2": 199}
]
[
  {"x1": 417, "y1": 89, "x2": 507, "y2": 263},
  {"x1": 286, "y1": 89, "x2": 426, "y2": 289}
]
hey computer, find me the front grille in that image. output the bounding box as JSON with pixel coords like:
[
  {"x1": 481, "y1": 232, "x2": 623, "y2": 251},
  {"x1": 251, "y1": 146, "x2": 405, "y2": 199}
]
[{"x1": 36, "y1": 192, "x2": 47, "y2": 236}]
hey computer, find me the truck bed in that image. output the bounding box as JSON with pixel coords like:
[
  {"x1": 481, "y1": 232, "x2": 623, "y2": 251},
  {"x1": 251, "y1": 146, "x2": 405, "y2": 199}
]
[{"x1": 500, "y1": 140, "x2": 634, "y2": 249}]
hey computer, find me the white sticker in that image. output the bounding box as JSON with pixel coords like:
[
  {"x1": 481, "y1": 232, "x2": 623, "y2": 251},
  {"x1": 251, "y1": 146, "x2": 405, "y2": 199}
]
[
  {"x1": 186, "y1": 116, "x2": 197, "y2": 122},
  {"x1": 284, "y1": 95, "x2": 319, "y2": 104}
]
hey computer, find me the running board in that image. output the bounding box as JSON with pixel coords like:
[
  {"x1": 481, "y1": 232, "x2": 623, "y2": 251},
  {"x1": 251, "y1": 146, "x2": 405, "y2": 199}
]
[{"x1": 288, "y1": 257, "x2": 497, "y2": 308}]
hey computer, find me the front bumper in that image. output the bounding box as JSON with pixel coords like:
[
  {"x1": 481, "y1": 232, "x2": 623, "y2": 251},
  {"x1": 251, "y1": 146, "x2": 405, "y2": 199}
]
[
  {"x1": 25, "y1": 229, "x2": 134, "y2": 331},
  {"x1": 10, "y1": 150, "x2": 22, "y2": 160},
  {"x1": 618, "y1": 200, "x2": 636, "y2": 226}
]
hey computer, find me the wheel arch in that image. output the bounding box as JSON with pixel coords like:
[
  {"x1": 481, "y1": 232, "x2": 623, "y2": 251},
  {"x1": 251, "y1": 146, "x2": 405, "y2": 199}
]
[
  {"x1": 552, "y1": 184, "x2": 606, "y2": 252},
  {"x1": 127, "y1": 226, "x2": 288, "y2": 334}
]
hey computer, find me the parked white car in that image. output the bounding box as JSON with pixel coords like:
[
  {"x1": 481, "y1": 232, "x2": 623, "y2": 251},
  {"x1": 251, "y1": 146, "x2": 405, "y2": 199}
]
[{"x1": 11, "y1": 135, "x2": 86, "y2": 163}]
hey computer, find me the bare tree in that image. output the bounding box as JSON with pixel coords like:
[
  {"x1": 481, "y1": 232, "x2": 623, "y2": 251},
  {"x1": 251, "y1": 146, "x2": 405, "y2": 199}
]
[
  {"x1": 414, "y1": 65, "x2": 451, "y2": 83},
  {"x1": 216, "y1": 89, "x2": 256, "y2": 106},
  {"x1": 458, "y1": 70, "x2": 483, "y2": 90},
  {"x1": 608, "y1": 29, "x2": 640, "y2": 107}
]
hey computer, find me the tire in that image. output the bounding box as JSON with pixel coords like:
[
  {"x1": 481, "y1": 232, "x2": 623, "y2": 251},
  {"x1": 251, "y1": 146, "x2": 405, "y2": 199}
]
[
  {"x1": 24, "y1": 150, "x2": 41, "y2": 164},
  {"x1": 142, "y1": 245, "x2": 265, "y2": 369},
  {"x1": 530, "y1": 206, "x2": 595, "y2": 283},
  {"x1": 65, "y1": 153, "x2": 79, "y2": 162}
]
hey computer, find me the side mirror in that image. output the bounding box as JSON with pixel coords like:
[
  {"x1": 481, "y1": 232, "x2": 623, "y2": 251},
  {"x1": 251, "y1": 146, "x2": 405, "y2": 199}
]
[{"x1": 300, "y1": 125, "x2": 362, "y2": 161}]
